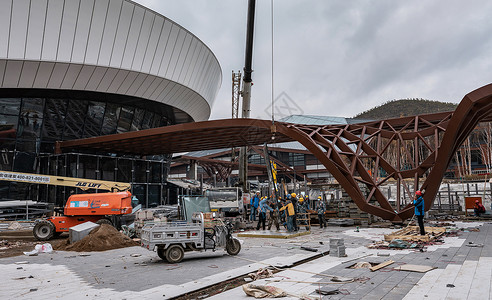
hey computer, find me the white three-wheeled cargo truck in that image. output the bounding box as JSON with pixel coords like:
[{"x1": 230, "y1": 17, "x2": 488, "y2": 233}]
[{"x1": 140, "y1": 212, "x2": 241, "y2": 263}]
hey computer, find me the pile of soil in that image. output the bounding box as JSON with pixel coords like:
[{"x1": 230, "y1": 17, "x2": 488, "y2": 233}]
[{"x1": 54, "y1": 224, "x2": 138, "y2": 252}]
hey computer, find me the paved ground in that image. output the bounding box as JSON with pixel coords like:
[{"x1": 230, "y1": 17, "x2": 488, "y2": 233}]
[{"x1": 0, "y1": 221, "x2": 489, "y2": 299}]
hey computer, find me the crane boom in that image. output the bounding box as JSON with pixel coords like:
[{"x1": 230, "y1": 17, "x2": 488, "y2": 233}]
[{"x1": 0, "y1": 170, "x2": 131, "y2": 192}]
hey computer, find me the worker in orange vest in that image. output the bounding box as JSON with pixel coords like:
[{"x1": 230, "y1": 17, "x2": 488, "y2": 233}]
[{"x1": 279, "y1": 199, "x2": 295, "y2": 232}]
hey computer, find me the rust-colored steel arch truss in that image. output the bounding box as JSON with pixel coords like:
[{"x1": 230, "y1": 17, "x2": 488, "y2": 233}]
[{"x1": 57, "y1": 84, "x2": 492, "y2": 222}]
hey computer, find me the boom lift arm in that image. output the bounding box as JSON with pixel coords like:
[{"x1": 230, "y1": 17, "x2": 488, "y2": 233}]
[{"x1": 0, "y1": 170, "x2": 131, "y2": 192}]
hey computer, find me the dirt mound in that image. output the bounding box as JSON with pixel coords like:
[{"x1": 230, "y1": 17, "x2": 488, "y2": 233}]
[{"x1": 54, "y1": 224, "x2": 138, "y2": 252}]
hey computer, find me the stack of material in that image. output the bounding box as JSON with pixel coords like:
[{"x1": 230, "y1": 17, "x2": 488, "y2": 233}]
[
  {"x1": 330, "y1": 238, "x2": 346, "y2": 257},
  {"x1": 383, "y1": 226, "x2": 446, "y2": 242},
  {"x1": 202, "y1": 212, "x2": 222, "y2": 228}
]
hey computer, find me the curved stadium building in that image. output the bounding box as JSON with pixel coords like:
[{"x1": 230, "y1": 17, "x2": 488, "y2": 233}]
[{"x1": 0, "y1": 0, "x2": 221, "y2": 207}]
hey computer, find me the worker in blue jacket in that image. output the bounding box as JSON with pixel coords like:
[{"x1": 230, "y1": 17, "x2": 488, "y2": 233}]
[
  {"x1": 413, "y1": 190, "x2": 425, "y2": 235},
  {"x1": 256, "y1": 197, "x2": 273, "y2": 230},
  {"x1": 250, "y1": 191, "x2": 260, "y2": 221}
]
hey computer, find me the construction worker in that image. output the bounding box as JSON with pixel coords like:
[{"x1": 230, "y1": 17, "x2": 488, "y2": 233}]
[
  {"x1": 474, "y1": 199, "x2": 486, "y2": 217},
  {"x1": 290, "y1": 193, "x2": 299, "y2": 231},
  {"x1": 267, "y1": 199, "x2": 280, "y2": 231},
  {"x1": 297, "y1": 198, "x2": 310, "y2": 231},
  {"x1": 250, "y1": 191, "x2": 260, "y2": 221},
  {"x1": 413, "y1": 190, "x2": 425, "y2": 235},
  {"x1": 317, "y1": 196, "x2": 326, "y2": 228},
  {"x1": 257, "y1": 196, "x2": 273, "y2": 230},
  {"x1": 279, "y1": 199, "x2": 295, "y2": 232}
]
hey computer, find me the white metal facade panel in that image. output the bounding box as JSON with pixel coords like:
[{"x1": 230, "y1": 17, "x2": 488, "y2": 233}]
[
  {"x1": 141, "y1": 17, "x2": 163, "y2": 73},
  {"x1": 61, "y1": 63, "x2": 82, "y2": 89},
  {"x1": 134, "y1": 74, "x2": 153, "y2": 97},
  {"x1": 3, "y1": 61, "x2": 23, "y2": 87},
  {"x1": 9, "y1": 0, "x2": 30, "y2": 59},
  {"x1": 85, "y1": 66, "x2": 108, "y2": 91},
  {"x1": 107, "y1": 69, "x2": 129, "y2": 93},
  {"x1": 150, "y1": 20, "x2": 172, "y2": 75},
  {"x1": 110, "y1": 1, "x2": 134, "y2": 68},
  {"x1": 126, "y1": 73, "x2": 147, "y2": 96},
  {"x1": 132, "y1": 10, "x2": 154, "y2": 71},
  {"x1": 33, "y1": 62, "x2": 55, "y2": 88},
  {"x1": 47, "y1": 63, "x2": 69, "y2": 88},
  {"x1": 0, "y1": 0, "x2": 221, "y2": 122},
  {"x1": 57, "y1": 0, "x2": 79, "y2": 62},
  {"x1": 178, "y1": 37, "x2": 196, "y2": 83},
  {"x1": 25, "y1": 0, "x2": 47, "y2": 60},
  {"x1": 0, "y1": 0, "x2": 12, "y2": 58},
  {"x1": 142, "y1": 77, "x2": 162, "y2": 99},
  {"x1": 98, "y1": 0, "x2": 122, "y2": 66},
  {"x1": 158, "y1": 24, "x2": 179, "y2": 77},
  {"x1": 42, "y1": 0, "x2": 64, "y2": 61},
  {"x1": 18, "y1": 61, "x2": 39, "y2": 88},
  {"x1": 73, "y1": 65, "x2": 95, "y2": 90},
  {"x1": 85, "y1": 0, "x2": 108, "y2": 65},
  {"x1": 166, "y1": 29, "x2": 187, "y2": 79},
  {"x1": 0, "y1": 60, "x2": 6, "y2": 86},
  {"x1": 117, "y1": 71, "x2": 138, "y2": 94},
  {"x1": 72, "y1": 0, "x2": 95, "y2": 64},
  {"x1": 121, "y1": 5, "x2": 144, "y2": 70},
  {"x1": 98, "y1": 68, "x2": 119, "y2": 92}
]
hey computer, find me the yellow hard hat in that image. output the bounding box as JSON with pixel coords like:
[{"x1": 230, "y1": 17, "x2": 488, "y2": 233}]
[
  {"x1": 299, "y1": 198, "x2": 304, "y2": 202},
  {"x1": 318, "y1": 196, "x2": 321, "y2": 199},
  {"x1": 291, "y1": 193, "x2": 296, "y2": 198}
]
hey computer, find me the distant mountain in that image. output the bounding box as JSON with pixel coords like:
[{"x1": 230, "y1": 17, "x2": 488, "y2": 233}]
[{"x1": 353, "y1": 99, "x2": 458, "y2": 120}]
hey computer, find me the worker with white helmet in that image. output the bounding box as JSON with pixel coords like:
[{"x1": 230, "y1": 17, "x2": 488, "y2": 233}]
[{"x1": 317, "y1": 196, "x2": 326, "y2": 228}]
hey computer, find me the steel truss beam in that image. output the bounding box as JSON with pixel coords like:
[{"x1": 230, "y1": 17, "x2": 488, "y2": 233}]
[{"x1": 57, "y1": 84, "x2": 492, "y2": 222}]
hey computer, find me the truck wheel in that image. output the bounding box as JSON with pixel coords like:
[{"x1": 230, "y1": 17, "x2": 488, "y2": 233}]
[
  {"x1": 226, "y1": 238, "x2": 241, "y2": 255},
  {"x1": 157, "y1": 247, "x2": 167, "y2": 261},
  {"x1": 165, "y1": 245, "x2": 184, "y2": 263},
  {"x1": 96, "y1": 218, "x2": 113, "y2": 226},
  {"x1": 33, "y1": 220, "x2": 55, "y2": 241}
]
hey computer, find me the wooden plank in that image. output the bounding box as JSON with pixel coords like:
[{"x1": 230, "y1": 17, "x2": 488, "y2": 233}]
[
  {"x1": 369, "y1": 260, "x2": 394, "y2": 272},
  {"x1": 395, "y1": 264, "x2": 436, "y2": 273},
  {"x1": 384, "y1": 226, "x2": 446, "y2": 242}
]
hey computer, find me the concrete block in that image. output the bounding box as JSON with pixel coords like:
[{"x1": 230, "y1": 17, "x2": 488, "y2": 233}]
[{"x1": 69, "y1": 221, "x2": 99, "y2": 244}]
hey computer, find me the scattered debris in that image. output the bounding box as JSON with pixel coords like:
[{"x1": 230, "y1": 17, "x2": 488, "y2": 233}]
[
  {"x1": 248, "y1": 268, "x2": 274, "y2": 281},
  {"x1": 130, "y1": 253, "x2": 142, "y2": 257},
  {"x1": 388, "y1": 239, "x2": 412, "y2": 249},
  {"x1": 369, "y1": 260, "x2": 394, "y2": 272},
  {"x1": 352, "y1": 262, "x2": 372, "y2": 269},
  {"x1": 54, "y1": 224, "x2": 138, "y2": 252},
  {"x1": 446, "y1": 284, "x2": 455, "y2": 288},
  {"x1": 377, "y1": 253, "x2": 390, "y2": 256},
  {"x1": 300, "y1": 246, "x2": 318, "y2": 252},
  {"x1": 316, "y1": 287, "x2": 340, "y2": 295},
  {"x1": 466, "y1": 242, "x2": 484, "y2": 247},
  {"x1": 242, "y1": 284, "x2": 287, "y2": 298},
  {"x1": 394, "y1": 264, "x2": 436, "y2": 273},
  {"x1": 23, "y1": 243, "x2": 53, "y2": 256},
  {"x1": 8, "y1": 221, "x2": 23, "y2": 230}
]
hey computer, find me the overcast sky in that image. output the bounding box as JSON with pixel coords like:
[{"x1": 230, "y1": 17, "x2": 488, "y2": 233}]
[{"x1": 134, "y1": 0, "x2": 492, "y2": 121}]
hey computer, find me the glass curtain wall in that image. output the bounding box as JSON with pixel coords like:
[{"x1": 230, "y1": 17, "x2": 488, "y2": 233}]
[{"x1": 0, "y1": 94, "x2": 177, "y2": 203}]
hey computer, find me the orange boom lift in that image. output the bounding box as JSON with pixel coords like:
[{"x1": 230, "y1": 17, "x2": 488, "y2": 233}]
[{"x1": 0, "y1": 170, "x2": 132, "y2": 240}]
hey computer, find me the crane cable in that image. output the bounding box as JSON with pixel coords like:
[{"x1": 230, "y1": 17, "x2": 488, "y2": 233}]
[{"x1": 271, "y1": 0, "x2": 275, "y2": 125}]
